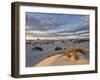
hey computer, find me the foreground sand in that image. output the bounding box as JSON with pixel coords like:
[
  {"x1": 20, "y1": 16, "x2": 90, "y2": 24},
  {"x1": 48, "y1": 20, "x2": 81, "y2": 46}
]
[
  {"x1": 35, "y1": 54, "x2": 89, "y2": 67},
  {"x1": 26, "y1": 39, "x2": 89, "y2": 67}
]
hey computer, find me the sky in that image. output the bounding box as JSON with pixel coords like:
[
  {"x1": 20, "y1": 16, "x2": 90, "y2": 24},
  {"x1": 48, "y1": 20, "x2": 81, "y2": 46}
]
[{"x1": 25, "y1": 12, "x2": 89, "y2": 40}]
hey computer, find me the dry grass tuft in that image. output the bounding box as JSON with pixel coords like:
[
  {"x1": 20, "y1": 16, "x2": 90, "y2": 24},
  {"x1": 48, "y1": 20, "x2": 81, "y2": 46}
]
[{"x1": 64, "y1": 45, "x2": 88, "y2": 61}]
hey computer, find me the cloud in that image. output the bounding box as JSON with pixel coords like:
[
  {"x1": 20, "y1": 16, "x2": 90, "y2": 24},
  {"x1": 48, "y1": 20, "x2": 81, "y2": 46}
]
[
  {"x1": 80, "y1": 15, "x2": 89, "y2": 25},
  {"x1": 26, "y1": 12, "x2": 89, "y2": 37},
  {"x1": 25, "y1": 12, "x2": 76, "y2": 31}
]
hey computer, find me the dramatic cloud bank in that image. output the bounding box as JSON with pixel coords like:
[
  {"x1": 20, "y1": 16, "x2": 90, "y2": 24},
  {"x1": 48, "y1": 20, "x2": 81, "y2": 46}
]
[{"x1": 25, "y1": 12, "x2": 89, "y2": 39}]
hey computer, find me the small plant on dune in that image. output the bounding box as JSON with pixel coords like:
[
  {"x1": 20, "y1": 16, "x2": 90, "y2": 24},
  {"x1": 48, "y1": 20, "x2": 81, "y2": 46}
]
[{"x1": 64, "y1": 45, "x2": 88, "y2": 62}]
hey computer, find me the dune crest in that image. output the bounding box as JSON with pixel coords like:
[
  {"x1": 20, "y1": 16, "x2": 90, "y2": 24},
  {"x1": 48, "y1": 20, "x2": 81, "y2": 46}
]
[{"x1": 35, "y1": 46, "x2": 89, "y2": 67}]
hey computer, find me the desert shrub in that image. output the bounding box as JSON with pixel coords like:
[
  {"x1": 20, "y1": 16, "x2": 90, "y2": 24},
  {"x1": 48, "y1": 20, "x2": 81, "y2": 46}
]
[
  {"x1": 61, "y1": 41, "x2": 65, "y2": 43},
  {"x1": 32, "y1": 47, "x2": 43, "y2": 51},
  {"x1": 46, "y1": 42, "x2": 49, "y2": 44},
  {"x1": 65, "y1": 46, "x2": 87, "y2": 54},
  {"x1": 63, "y1": 48, "x2": 66, "y2": 50},
  {"x1": 64, "y1": 46, "x2": 88, "y2": 61},
  {"x1": 55, "y1": 47, "x2": 62, "y2": 51}
]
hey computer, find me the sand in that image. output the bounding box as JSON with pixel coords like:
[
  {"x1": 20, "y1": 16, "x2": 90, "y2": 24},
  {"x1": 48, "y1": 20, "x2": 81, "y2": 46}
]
[
  {"x1": 35, "y1": 54, "x2": 89, "y2": 67},
  {"x1": 26, "y1": 40, "x2": 89, "y2": 67}
]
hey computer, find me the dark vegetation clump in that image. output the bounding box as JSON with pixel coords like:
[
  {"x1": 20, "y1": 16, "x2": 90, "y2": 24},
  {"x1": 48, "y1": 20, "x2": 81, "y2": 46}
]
[
  {"x1": 46, "y1": 42, "x2": 49, "y2": 44},
  {"x1": 55, "y1": 47, "x2": 62, "y2": 51},
  {"x1": 63, "y1": 48, "x2": 66, "y2": 50},
  {"x1": 61, "y1": 41, "x2": 65, "y2": 43},
  {"x1": 32, "y1": 47, "x2": 43, "y2": 51}
]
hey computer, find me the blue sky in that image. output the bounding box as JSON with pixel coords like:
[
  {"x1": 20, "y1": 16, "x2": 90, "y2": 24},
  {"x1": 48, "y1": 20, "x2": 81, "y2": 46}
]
[{"x1": 25, "y1": 12, "x2": 89, "y2": 38}]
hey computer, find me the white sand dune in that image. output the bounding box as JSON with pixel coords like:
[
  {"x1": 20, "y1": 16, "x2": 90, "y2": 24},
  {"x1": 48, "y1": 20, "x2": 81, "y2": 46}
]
[
  {"x1": 35, "y1": 54, "x2": 89, "y2": 67},
  {"x1": 26, "y1": 39, "x2": 89, "y2": 67}
]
